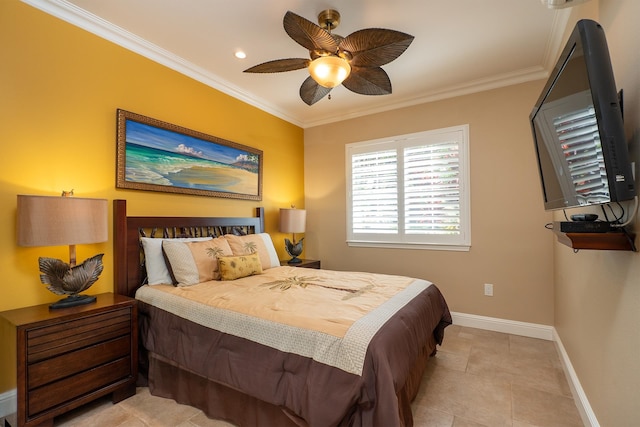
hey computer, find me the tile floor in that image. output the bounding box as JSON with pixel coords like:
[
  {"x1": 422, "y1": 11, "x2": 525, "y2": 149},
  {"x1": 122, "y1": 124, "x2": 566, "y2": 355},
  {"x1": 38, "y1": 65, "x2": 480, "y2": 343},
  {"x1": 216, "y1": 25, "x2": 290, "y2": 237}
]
[{"x1": 52, "y1": 325, "x2": 584, "y2": 427}]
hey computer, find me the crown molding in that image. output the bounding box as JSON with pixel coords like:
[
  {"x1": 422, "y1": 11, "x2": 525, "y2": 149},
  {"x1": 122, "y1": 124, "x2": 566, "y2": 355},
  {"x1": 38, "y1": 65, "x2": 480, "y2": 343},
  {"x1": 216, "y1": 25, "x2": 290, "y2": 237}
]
[
  {"x1": 20, "y1": 0, "x2": 304, "y2": 127},
  {"x1": 21, "y1": 0, "x2": 571, "y2": 128}
]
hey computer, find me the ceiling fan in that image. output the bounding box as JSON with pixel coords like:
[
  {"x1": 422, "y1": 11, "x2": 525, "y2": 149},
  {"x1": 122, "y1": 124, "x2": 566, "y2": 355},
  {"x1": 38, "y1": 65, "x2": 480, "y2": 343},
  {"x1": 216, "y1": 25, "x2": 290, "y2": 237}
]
[{"x1": 244, "y1": 10, "x2": 414, "y2": 106}]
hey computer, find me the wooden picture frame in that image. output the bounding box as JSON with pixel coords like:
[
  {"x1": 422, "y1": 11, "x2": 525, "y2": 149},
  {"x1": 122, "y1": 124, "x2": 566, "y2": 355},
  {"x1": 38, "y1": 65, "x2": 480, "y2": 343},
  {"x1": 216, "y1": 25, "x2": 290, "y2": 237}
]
[{"x1": 116, "y1": 109, "x2": 262, "y2": 200}]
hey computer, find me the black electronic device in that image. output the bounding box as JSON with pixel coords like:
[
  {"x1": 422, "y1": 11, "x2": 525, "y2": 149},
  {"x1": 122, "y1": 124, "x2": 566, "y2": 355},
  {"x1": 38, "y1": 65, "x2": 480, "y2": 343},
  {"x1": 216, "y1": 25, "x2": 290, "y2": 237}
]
[
  {"x1": 530, "y1": 19, "x2": 636, "y2": 211},
  {"x1": 570, "y1": 213, "x2": 599, "y2": 221},
  {"x1": 557, "y1": 221, "x2": 613, "y2": 233}
]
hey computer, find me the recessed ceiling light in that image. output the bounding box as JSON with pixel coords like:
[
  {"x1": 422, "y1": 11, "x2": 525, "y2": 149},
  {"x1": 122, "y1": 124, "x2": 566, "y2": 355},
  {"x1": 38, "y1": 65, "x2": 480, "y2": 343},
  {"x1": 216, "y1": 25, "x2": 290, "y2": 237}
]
[{"x1": 235, "y1": 51, "x2": 247, "y2": 59}]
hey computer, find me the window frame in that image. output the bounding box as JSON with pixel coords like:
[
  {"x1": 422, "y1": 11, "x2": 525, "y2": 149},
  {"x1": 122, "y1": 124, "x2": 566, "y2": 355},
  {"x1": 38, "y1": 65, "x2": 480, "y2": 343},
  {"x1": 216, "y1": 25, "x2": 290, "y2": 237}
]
[{"x1": 345, "y1": 125, "x2": 471, "y2": 251}]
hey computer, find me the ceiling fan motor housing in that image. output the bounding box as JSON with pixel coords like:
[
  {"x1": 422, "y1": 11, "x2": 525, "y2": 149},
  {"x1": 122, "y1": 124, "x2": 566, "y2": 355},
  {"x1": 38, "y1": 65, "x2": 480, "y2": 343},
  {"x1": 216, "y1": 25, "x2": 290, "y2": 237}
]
[{"x1": 318, "y1": 9, "x2": 340, "y2": 31}]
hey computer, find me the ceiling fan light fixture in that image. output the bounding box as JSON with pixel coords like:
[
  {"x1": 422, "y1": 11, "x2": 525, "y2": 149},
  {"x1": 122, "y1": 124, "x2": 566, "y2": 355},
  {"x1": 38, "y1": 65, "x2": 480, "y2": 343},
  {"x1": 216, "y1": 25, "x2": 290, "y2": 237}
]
[{"x1": 308, "y1": 56, "x2": 351, "y2": 88}]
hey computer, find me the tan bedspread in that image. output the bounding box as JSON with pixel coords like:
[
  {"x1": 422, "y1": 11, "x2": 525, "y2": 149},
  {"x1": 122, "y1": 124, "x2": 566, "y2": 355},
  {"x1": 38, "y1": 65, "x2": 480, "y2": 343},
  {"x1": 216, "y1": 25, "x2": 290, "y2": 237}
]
[{"x1": 136, "y1": 266, "x2": 430, "y2": 375}]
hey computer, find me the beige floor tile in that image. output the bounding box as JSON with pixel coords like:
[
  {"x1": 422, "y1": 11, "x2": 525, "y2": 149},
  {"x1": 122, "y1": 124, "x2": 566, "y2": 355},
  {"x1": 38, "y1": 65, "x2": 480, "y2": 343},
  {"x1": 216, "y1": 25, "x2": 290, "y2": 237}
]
[
  {"x1": 411, "y1": 406, "x2": 454, "y2": 426},
  {"x1": 452, "y1": 415, "x2": 499, "y2": 427},
  {"x1": 446, "y1": 326, "x2": 511, "y2": 355},
  {"x1": 183, "y1": 412, "x2": 237, "y2": 427},
  {"x1": 509, "y1": 335, "x2": 559, "y2": 360},
  {"x1": 54, "y1": 396, "x2": 130, "y2": 426},
  {"x1": 112, "y1": 418, "x2": 149, "y2": 427},
  {"x1": 431, "y1": 347, "x2": 469, "y2": 372},
  {"x1": 459, "y1": 326, "x2": 512, "y2": 344},
  {"x1": 117, "y1": 388, "x2": 201, "y2": 427},
  {"x1": 467, "y1": 345, "x2": 571, "y2": 397},
  {"x1": 512, "y1": 383, "x2": 583, "y2": 427},
  {"x1": 418, "y1": 366, "x2": 513, "y2": 426},
  {"x1": 512, "y1": 421, "x2": 540, "y2": 427},
  {"x1": 437, "y1": 324, "x2": 465, "y2": 351},
  {"x1": 510, "y1": 362, "x2": 572, "y2": 398}
]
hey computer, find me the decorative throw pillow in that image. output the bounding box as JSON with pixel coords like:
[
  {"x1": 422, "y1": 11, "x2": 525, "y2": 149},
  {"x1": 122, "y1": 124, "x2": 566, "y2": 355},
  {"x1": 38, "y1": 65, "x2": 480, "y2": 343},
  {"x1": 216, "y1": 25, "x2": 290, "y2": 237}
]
[
  {"x1": 141, "y1": 236, "x2": 212, "y2": 285},
  {"x1": 217, "y1": 253, "x2": 263, "y2": 281},
  {"x1": 224, "y1": 233, "x2": 280, "y2": 269},
  {"x1": 162, "y1": 237, "x2": 233, "y2": 286}
]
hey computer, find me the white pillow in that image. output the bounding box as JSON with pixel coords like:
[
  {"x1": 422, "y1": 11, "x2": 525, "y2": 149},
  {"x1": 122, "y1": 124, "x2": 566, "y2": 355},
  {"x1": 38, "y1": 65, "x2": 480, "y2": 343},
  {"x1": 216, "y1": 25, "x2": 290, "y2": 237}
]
[{"x1": 140, "y1": 236, "x2": 212, "y2": 285}]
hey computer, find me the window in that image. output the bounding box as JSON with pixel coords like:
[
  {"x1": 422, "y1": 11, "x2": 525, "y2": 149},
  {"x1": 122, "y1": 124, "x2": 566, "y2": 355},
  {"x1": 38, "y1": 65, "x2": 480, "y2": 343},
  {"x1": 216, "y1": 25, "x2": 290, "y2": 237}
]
[{"x1": 346, "y1": 125, "x2": 470, "y2": 251}]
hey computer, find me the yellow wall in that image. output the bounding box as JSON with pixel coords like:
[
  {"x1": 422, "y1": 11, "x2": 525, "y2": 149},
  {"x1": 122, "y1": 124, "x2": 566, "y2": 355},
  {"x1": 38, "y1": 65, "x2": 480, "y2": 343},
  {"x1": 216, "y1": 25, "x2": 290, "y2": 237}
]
[
  {"x1": 305, "y1": 81, "x2": 555, "y2": 326},
  {"x1": 0, "y1": 0, "x2": 303, "y2": 392}
]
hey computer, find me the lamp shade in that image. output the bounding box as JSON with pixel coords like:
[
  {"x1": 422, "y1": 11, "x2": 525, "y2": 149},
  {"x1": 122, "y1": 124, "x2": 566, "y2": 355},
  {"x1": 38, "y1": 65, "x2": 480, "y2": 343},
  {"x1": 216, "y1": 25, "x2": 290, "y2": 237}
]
[
  {"x1": 17, "y1": 195, "x2": 108, "y2": 247},
  {"x1": 308, "y1": 56, "x2": 351, "y2": 88},
  {"x1": 279, "y1": 208, "x2": 306, "y2": 233}
]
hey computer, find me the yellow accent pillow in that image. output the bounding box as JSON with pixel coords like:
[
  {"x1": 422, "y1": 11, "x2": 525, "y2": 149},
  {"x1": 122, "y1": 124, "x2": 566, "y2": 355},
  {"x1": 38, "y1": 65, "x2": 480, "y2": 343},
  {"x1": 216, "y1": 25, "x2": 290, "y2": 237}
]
[{"x1": 217, "y1": 253, "x2": 263, "y2": 281}]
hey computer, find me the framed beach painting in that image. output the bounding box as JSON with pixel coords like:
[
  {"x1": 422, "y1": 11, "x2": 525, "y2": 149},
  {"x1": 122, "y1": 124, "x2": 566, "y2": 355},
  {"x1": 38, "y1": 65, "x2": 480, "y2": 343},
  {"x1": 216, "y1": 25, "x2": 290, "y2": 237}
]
[{"x1": 116, "y1": 109, "x2": 262, "y2": 200}]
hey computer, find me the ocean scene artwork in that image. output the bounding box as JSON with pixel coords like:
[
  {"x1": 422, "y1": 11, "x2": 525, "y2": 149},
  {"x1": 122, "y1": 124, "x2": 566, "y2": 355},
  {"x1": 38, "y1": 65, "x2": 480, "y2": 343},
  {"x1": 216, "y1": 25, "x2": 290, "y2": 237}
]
[{"x1": 118, "y1": 114, "x2": 261, "y2": 199}]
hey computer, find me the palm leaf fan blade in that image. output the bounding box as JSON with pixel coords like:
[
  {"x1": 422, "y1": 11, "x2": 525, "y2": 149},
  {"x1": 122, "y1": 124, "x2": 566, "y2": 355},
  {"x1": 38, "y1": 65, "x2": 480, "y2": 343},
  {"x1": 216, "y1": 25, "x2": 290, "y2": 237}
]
[
  {"x1": 299, "y1": 76, "x2": 332, "y2": 105},
  {"x1": 342, "y1": 67, "x2": 392, "y2": 95},
  {"x1": 340, "y1": 29, "x2": 414, "y2": 68},
  {"x1": 244, "y1": 58, "x2": 310, "y2": 73},
  {"x1": 283, "y1": 11, "x2": 338, "y2": 52}
]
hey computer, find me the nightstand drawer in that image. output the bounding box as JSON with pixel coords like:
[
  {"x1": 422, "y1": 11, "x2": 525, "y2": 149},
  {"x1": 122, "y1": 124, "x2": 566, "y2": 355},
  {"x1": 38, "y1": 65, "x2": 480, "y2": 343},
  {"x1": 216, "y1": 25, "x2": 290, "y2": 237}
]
[
  {"x1": 27, "y1": 308, "x2": 131, "y2": 363},
  {"x1": 28, "y1": 335, "x2": 131, "y2": 389},
  {"x1": 28, "y1": 356, "x2": 131, "y2": 417}
]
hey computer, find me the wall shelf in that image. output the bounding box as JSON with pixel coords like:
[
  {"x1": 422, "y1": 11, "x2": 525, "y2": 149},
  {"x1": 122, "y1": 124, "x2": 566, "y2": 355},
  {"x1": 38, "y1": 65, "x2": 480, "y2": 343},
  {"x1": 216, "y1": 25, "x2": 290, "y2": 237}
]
[{"x1": 553, "y1": 228, "x2": 636, "y2": 251}]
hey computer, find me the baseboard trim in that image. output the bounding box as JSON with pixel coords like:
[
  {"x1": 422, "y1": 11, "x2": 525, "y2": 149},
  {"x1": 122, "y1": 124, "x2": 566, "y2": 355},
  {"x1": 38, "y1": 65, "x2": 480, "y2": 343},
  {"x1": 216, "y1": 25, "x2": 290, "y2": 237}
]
[
  {"x1": 553, "y1": 329, "x2": 600, "y2": 427},
  {"x1": 0, "y1": 389, "x2": 16, "y2": 419},
  {"x1": 450, "y1": 311, "x2": 554, "y2": 340},
  {"x1": 450, "y1": 311, "x2": 598, "y2": 427}
]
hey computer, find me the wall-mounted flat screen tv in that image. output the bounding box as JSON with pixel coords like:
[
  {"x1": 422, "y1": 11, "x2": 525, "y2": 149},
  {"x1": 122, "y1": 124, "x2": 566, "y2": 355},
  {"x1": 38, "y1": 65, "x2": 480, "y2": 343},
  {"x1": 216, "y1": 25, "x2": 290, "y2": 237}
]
[{"x1": 530, "y1": 19, "x2": 635, "y2": 211}]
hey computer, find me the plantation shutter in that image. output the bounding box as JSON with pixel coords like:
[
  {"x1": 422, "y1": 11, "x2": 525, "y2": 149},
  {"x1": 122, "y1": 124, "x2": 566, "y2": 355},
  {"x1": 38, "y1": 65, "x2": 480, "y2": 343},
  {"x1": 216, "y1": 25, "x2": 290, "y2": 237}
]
[
  {"x1": 351, "y1": 149, "x2": 398, "y2": 234},
  {"x1": 404, "y1": 141, "x2": 461, "y2": 235}
]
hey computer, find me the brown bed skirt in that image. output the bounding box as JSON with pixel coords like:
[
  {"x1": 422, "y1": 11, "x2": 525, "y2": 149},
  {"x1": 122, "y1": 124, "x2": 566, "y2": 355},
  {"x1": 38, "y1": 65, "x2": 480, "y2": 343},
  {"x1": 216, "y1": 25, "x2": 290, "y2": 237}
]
[
  {"x1": 148, "y1": 352, "x2": 306, "y2": 426},
  {"x1": 144, "y1": 342, "x2": 435, "y2": 427}
]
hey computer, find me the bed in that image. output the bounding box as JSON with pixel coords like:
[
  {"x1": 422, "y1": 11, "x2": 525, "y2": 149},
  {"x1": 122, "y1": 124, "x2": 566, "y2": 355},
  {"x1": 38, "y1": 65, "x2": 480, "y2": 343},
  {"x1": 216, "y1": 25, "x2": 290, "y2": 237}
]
[{"x1": 113, "y1": 199, "x2": 451, "y2": 427}]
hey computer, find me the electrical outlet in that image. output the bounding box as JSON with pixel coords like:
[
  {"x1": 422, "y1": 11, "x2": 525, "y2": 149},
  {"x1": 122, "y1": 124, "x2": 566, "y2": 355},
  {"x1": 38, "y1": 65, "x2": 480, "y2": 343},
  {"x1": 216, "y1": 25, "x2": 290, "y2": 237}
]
[{"x1": 484, "y1": 283, "x2": 493, "y2": 296}]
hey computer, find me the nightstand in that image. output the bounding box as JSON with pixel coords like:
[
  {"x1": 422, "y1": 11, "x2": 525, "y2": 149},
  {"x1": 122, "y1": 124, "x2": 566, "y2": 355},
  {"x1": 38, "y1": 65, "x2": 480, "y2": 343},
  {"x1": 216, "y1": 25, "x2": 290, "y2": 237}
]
[
  {"x1": 0, "y1": 293, "x2": 137, "y2": 427},
  {"x1": 280, "y1": 259, "x2": 321, "y2": 269}
]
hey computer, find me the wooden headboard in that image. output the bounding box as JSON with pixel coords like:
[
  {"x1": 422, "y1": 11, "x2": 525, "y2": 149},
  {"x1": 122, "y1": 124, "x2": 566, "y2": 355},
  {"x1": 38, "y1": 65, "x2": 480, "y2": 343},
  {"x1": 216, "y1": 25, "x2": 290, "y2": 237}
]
[{"x1": 113, "y1": 199, "x2": 265, "y2": 297}]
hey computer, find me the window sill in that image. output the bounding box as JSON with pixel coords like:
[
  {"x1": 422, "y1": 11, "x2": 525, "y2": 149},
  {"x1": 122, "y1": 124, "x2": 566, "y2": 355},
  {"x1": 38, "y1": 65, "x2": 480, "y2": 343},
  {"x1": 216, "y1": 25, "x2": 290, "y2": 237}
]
[{"x1": 347, "y1": 240, "x2": 471, "y2": 252}]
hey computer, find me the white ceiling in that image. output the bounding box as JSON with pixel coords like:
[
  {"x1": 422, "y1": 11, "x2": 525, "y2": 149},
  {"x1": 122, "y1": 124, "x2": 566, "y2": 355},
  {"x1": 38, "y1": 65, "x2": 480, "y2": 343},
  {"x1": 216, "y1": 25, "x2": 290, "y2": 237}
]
[{"x1": 25, "y1": 0, "x2": 574, "y2": 128}]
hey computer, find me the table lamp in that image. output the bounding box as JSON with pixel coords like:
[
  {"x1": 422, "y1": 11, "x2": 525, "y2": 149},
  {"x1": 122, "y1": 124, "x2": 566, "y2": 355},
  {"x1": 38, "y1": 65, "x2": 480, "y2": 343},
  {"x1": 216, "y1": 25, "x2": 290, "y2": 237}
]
[
  {"x1": 17, "y1": 194, "x2": 108, "y2": 309},
  {"x1": 279, "y1": 207, "x2": 306, "y2": 264}
]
